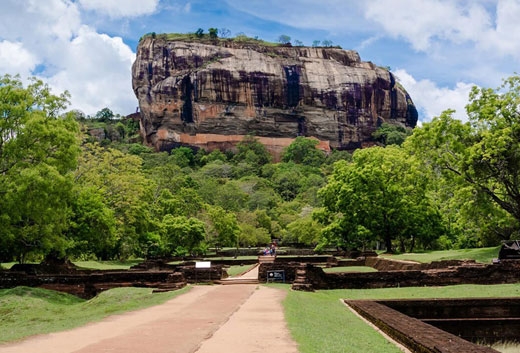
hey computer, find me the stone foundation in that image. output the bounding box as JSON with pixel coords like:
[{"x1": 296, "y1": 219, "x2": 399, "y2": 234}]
[
  {"x1": 291, "y1": 260, "x2": 520, "y2": 290},
  {"x1": 346, "y1": 299, "x2": 499, "y2": 353},
  {"x1": 0, "y1": 269, "x2": 186, "y2": 298}
]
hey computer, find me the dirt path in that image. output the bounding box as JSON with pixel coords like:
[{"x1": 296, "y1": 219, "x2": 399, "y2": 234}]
[{"x1": 0, "y1": 267, "x2": 299, "y2": 353}]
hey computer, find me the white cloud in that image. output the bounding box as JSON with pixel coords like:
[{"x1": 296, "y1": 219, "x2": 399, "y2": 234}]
[
  {"x1": 0, "y1": 41, "x2": 37, "y2": 77},
  {"x1": 364, "y1": 0, "x2": 520, "y2": 61},
  {"x1": 46, "y1": 26, "x2": 136, "y2": 115},
  {"x1": 395, "y1": 69, "x2": 474, "y2": 122},
  {"x1": 482, "y1": 0, "x2": 520, "y2": 59},
  {"x1": 364, "y1": 0, "x2": 491, "y2": 51},
  {"x1": 0, "y1": 0, "x2": 138, "y2": 115},
  {"x1": 78, "y1": 0, "x2": 159, "y2": 18}
]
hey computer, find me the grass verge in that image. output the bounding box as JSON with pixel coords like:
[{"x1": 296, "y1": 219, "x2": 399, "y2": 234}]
[
  {"x1": 322, "y1": 266, "x2": 378, "y2": 273},
  {"x1": 0, "y1": 286, "x2": 189, "y2": 343},
  {"x1": 74, "y1": 259, "x2": 143, "y2": 270},
  {"x1": 281, "y1": 283, "x2": 520, "y2": 353},
  {"x1": 226, "y1": 264, "x2": 256, "y2": 277},
  {"x1": 380, "y1": 246, "x2": 500, "y2": 264}
]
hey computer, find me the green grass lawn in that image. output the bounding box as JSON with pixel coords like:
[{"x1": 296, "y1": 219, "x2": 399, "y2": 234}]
[
  {"x1": 0, "y1": 286, "x2": 189, "y2": 343},
  {"x1": 226, "y1": 264, "x2": 256, "y2": 277},
  {"x1": 323, "y1": 266, "x2": 378, "y2": 273},
  {"x1": 3, "y1": 283, "x2": 519, "y2": 349},
  {"x1": 74, "y1": 259, "x2": 144, "y2": 270},
  {"x1": 0, "y1": 260, "x2": 144, "y2": 270},
  {"x1": 282, "y1": 283, "x2": 520, "y2": 353},
  {"x1": 379, "y1": 246, "x2": 500, "y2": 264},
  {"x1": 203, "y1": 255, "x2": 259, "y2": 261}
]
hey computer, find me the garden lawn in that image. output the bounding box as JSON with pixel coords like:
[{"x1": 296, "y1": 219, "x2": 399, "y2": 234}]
[
  {"x1": 226, "y1": 264, "x2": 257, "y2": 277},
  {"x1": 322, "y1": 266, "x2": 377, "y2": 273},
  {"x1": 282, "y1": 283, "x2": 520, "y2": 353},
  {"x1": 380, "y1": 246, "x2": 500, "y2": 264},
  {"x1": 0, "y1": 286, "x2": 189, "y2": 343},
  {"x1": 74, "y1": 259, "x2": 143, "y2": 270}
]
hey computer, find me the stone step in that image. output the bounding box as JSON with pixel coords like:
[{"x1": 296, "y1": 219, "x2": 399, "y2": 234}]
[
  {"x1": 258, "y1": 256, "x2": 276, "y2": 263},
  {"x1": 152, "y1": 282, "x2": 186, "y2": 293}
]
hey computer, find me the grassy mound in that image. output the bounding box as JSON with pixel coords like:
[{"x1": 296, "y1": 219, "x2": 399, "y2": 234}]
[
  {"x1": 0, "y1": 286, "x2": 189, "y2": 343},
  {"x1": 380, "y1": 246, "x2": 500, "y2": 264}
]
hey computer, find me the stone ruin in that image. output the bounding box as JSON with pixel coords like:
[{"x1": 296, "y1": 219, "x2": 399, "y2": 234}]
[{"x1": 3, "y1": 253, "x2": 520, "y2": 352}]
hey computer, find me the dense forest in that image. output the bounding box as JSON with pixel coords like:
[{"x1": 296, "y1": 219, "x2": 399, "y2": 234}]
[{"x1": 1, "y1": 74, "x2": 519, "y2": 263}]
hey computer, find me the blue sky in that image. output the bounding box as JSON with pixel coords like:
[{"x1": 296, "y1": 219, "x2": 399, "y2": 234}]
[{"x1": 1, "y1": 0, "x2": 519, "y2": 122}]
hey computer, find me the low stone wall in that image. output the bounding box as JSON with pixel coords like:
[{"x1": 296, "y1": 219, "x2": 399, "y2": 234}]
[
  {"x1": 258, "y1": 262, "x2": 300, "y2": 283},
  {"x1": 365, "y1": 257, "x2": 423, "y2": 271},
  {"x1": 346, "y1": 300, "x2": 498, "y2": 353},
  {"x1": 364, "y1": 257, "x2": 486, "y2": 271},
  {"x1": 294, "y1": 260, "x2": 520, "y2": 290},
  {"x1": 380, "y1": 298, "x2": 520, "y2": 344},
  {"x1": 179, "y1": 265, "x2": 225, "y2": 283},
  {"x1": 346, "y1": 298, "x2": 520, "y2": 346},
  {"x1": 183, "y1": 259, "x2": 258, "y2": 266},
  {"x1": 0, "y1": 270, "x2": 185, "y2": 298},
  {"x1": 270, "y1": 255, "x2": 335, "y2": 264},
  {"x1": 336, "y1": 259, "x2": 366, "y2": 267}
]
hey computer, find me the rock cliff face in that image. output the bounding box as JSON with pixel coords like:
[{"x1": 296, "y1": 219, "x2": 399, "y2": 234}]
[{"x1": 132, "y1": 37, "x2": 417, "y2": 157}]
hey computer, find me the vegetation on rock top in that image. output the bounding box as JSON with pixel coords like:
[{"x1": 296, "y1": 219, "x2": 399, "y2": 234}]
[{"x1": 139, "y1": 28, "x2": 342, "y2": 49}]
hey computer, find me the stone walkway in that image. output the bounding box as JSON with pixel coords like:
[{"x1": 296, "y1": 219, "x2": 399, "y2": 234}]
[{"x1": 0, "y1": 266, "x2": 299, "y2": 353}]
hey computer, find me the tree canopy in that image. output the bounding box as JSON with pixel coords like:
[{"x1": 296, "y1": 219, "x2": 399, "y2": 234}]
[
  {"x1": 0, "y1": 75, "x2": 80, "y2": 262},
  {"x1": 316, "y1": 146, "x2": 442, "y2": 252},
  {"x1": 3, "y1": 74, "x2": 520, "y2": 263}
]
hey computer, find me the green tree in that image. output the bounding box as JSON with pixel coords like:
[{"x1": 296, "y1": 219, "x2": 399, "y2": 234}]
[
  {"x1": 208, "y1": 27, "x2": 218, "y2": 39},
  {"x1": 169, "y1": 146, "x2": 195, "y2": 168},
  {"x1": 161, "y1": 215, "x2": 205, "y2": 255},
  {"x1": 405, "y1": 77, "x2": 520, "y2": 243},
  {"x1": 282, "y1": 137, "x2": 325, "y2": 167},
  {"x1": 203, "y1": 206, "x2": 239, "y2": 249},
  {"x1": 219, "y1": 28, "x2": 231, "y2": 38},
  {"x1": 195, "y1": 28, "x2": 204, "y2": 38},
  {"x1": 271, "y1": 163, "x2": 303, "y2": 201},
  {"x1": 94, "y1": 107, "x2": 114, "y2": 122},
  {"x1": 278, "y1": 34, "x2": 291, "y2": 44},
  {"x1": 285, "y1": 214, "x2": 322, "y2": 246},
  {"x1": 0, "y1": 75, "x2": 80, "y2": 262},
  {"x1": 373, "y1": 123, "x2": 411, "y2": 146},
  {"x1": 316, "y1": 146, "x2": 442, "y2": 252},
  {"x1": 321, "y1": 40, "x2": 333, "y2": 47},
  {"x1": 233, "y1": 135, "x2": 272, "y2": 167},
  {"x1": 74, "y1": 143, "x2": 154, "y2": 259},
  {"x1": 67, "y1": 186, "x2": 117, "y2": 259}
]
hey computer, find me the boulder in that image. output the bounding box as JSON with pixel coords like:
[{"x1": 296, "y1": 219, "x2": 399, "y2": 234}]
[{"x1": 132, "y1": 37, "x2": 417, "y2": 158}]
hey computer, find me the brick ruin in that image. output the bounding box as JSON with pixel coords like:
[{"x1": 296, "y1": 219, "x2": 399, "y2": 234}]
[
  {"x1": 3, "y1": 255, "x2": 520, "y2": 351},
  {"x1": 0, "y1": 260, "x2": 225, "y2": 299}
]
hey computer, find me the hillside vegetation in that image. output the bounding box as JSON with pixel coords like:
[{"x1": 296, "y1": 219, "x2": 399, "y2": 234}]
[{"x1": 1, "y1": 74, "x2": 520, "y2": 264}]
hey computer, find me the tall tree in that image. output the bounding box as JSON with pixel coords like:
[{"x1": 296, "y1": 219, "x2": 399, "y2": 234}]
[
  {"x1": 316, "y1": 146, "x2": 442, "y2": 252},
  {"x1": 0, "y1": 75, "x2": 80, "y2": 262},
  {"x1": 203, "y1": 205, "x2": 239, "y2": 249},
  {"x1": 406, "y1": 76, "x2": 520, "y2": 240},
  {"x1": 74, "y1": 143, "x2": 154, "y2": 259},
  {"x1": 282, "y1": 137, "x2": 325, "y2": 167},
  {"x1": 208, "y1": 28, "x2": 218, "y2": 39},
  {"x1": 161, "y1": 215, "x2": 205, "y2": 256},
  {"x1": 278, "y1": 34, "x2": 291, "y2": 44}
]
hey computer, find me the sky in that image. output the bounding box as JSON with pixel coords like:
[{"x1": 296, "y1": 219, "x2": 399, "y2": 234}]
[{"x1": 1, "y1": 0, "x2": 519, "y2": 122}]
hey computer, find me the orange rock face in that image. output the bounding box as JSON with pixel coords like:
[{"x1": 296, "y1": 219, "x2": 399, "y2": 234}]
[{"x1": 132, "y1": 38, "x2": 417, "y2": 155}]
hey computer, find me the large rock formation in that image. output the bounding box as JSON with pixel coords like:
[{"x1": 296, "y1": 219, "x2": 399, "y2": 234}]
[{"x1": 132, "y1": 36, "x2": 417, "y2": 157}]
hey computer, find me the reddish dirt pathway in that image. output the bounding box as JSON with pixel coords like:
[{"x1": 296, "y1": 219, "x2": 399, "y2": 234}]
[{"x1": 0, "y1": 270, "x2": 298, "y2": 353}]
